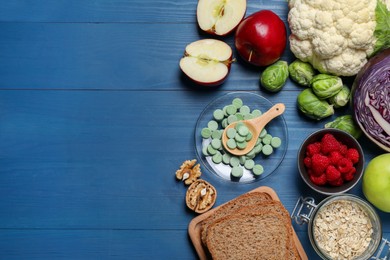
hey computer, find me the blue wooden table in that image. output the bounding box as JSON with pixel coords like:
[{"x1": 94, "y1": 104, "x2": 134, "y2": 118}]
[{"x1": 0, "y1": 1, "x2": 388, "y2": 259}]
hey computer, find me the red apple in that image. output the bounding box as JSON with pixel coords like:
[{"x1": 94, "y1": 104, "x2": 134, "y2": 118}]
[
  {"x1": 179, "y1": 39, "x2": 233, "y2": 86},
  {"x1": 197, "y1": 0, "x2": 246, "y2": 36},
  {"x1": 235, "y1": 10, "x2": 287, "y2": 67}
]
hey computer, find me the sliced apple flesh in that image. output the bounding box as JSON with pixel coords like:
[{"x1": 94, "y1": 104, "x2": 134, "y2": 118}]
[
  {"x1": 197, "y1": 0, "x2": 247, "y2": 36},
  {"x1": 179, "y1": 39, "x2": 233, "y2": 86}
]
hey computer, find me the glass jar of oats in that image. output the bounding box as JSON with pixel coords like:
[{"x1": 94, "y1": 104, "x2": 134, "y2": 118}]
[{"x1": 292, "y1": 194, "x2": 387, "y2": 260}]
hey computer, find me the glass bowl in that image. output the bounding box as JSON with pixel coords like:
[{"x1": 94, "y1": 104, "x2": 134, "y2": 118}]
[{"x1": 195, "y1": 92, "x2": 288, "y2": 183}]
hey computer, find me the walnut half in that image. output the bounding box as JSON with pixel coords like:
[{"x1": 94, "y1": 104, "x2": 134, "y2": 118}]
[
  {"x1": 175, "y1": 159, "x2": 201, "y2": 185},
  {"x1": 186, "y1": 179, "x2": 217, "y2": 213}
]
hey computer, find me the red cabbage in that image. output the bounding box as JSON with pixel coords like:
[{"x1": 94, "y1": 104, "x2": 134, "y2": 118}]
[{"x1": 352, "y1": 48, "x2": 390, "y2": 152}]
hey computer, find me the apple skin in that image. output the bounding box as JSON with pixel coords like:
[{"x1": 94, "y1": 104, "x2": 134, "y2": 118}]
[
  {"x1": 234, "y1": 10, "x2": 287, "y2": 67},
  {"x1": 362, "y1": 153, "x2": 390, "y2": 212}
]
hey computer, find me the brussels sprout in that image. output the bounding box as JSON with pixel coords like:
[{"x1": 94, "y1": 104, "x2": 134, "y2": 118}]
[
  {"x1": 328, "y1": 85, "x2": 351, "y2": 108},
  {"x1": 310, "y1": 74, "x2": 343, "y2": 99},
  {"x1": 288, "y1": 59, "x2": 315, "y2": 87},
  {"x1": 325, "y1": 115, "x2": 362, "y2": 139},
  {"x1": 260, "y1": 61, "x2": 289, "y2": 92},
  {"x1": 297, "y1": 88, "x2": 334, "y2": 120}
]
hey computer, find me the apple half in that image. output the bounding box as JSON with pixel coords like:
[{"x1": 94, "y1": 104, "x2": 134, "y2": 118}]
[
  {"x1": 197, "y1": 0, "x2": 246, "y2": 36},
  {"x1": 179, "y1": 39, "x2": 233, "y2": 86}
]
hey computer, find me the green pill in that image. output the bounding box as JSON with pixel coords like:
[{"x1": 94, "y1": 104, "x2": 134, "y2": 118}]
[
  {"x1": 234, "y1": 134, "x2": 246, "y2": 142},
  {"x1": 244, "y1": 159, "x2": 255, "y2": 170},
  {"x1": 201, "y1": 128, "x2": 212, "y2": 138},
  {"x1": 246, "y1": 148, "x2": 256, "y2": 158},
  {"x1": 221, "y1": 119, "x2": 228, "y2": 128},
  {"x1": 252, "y1": 109, "x2": 262, "y2": 117},
  {"x1": 226, "y1": 128, "x2": 237, "y2": 139},
  {"x1": 213, "y1": 109, "x2": 225, "y2": 121},
  {"x1": 222, "y1": 153, "x2": 231, "y2": 164},
  {"x1": 237, "y1": 141, "x2": 247, "y2": 150},
  {"x1": 245, "y1": 132, "x2": 253, "y2": 141},
  {"x1": 238, "y1": 125, "x2": 249, "y2": 136},
  {"x1": 207, "y1": 144, "x2": 217, "y2": 155},
  {"x1": 231, "y1": 166, "x2": 243, "y2": 178},
  {"x1": 227, "y1": 115, "x2": 238, "y2": 124},
  {"x1": 254, "y1": 143, "x2": 263, "y2": 154},
  {"x1": 259, "y1": 128, "x2": 267, "y2": 138},
  {"x1": 244, "y1": 114, "x2": 254, "y2": 120},
  {"x1": 253, "y1": 164, "x2": 264, "y2": 176},
  {"x1": 227, "y1": 139, "x2": 237, "y2": 149},
  {"x1": 211, "y1": 130, "x2": 222, "y2": 139},
  {"x1": 226, "y1": 105, "x2": 237, "y2": 115},
  {"x1": 235, "y1": 113, "x2": 244, "y2": 121},
  {"x1": 212, "y1": 152, "x2": 223, "y2": 164},
  {"x1": 239, "y1": 105, "x2": 251, "y2": 115},
  {"x1": 262, "y1": 134, "x2": 272, "y2": 145},
  {"x1": 207, "y1": 120, "x2": 219, "y2": 131},
  {"x1": 229, "y1": 157, "x2": 240, "y2": 167},
  {"x1": 239, "y1": 155, "x2": 246, "y2": 165},
  {"x1": 202, "y1": 145, "x2": 209, "y2": 156},
  {"x1": 262, "y1": 144, "x2": 273, "y2": 156},
  {"x1": 211, "y1": 138, "x2": 221, "y2": 149},
  {"x1": 235, "y1": 122, "x2": 245, "y2": 129},
  {"x1": 271, "y1": 137, "x2": 282, "y2": 148},
  {"x1": 232, "y1": 98, "x2": 243, "y2": 109}
]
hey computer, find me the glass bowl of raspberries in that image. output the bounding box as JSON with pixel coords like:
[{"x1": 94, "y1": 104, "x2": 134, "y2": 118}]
[{"x1": 298, "y1": 128, "x2": 364, "y2": 195}]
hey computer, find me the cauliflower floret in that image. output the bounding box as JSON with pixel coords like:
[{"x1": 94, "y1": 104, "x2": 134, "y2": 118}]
[{"x1": 288, "y1": 0, "x2": 390, "y2": 76}]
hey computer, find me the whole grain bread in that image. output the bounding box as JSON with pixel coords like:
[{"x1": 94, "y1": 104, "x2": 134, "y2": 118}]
[
  {"x1": 205, "y1": 211, "x2": 291, "y2": 260},
  {"x1": 199, "y1": 192, "x2": 272, "y2": 245},
  {"x1": 231, "y1": 201, "x2": 300, "y2": 260},
  {"x1": 200, "y1": 192, "x2": 300, "y2": 259}
]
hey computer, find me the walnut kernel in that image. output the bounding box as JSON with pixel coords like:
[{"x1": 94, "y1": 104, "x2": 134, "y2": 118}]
[
  {"x1": 175, "y1": 159, "x2": 201, "y2": 185},
  {"x1": 186, "y1": 179, "x2": 217, "y2": 213}
]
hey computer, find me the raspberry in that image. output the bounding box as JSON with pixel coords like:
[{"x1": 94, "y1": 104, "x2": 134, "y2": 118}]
[
  {"x1": 320, "y1": 133, "x2": 341, "y2": 155},
  {"x1": 340, "y1": 144, "x2": 348, "y2": 155},
  {"x1": 303, "y1": 157, "x2": 312, "y2": 168},
  {"x1": 310, "y1": 173, "x2": 327, "y2": 186},
  {"x1": 311, "y1": 153, "x2": 330, "y2": 176},
  {"x1": 329, "y1": 177, "x2": 344, "y2": 187},
  {"x1": 342, "y1": 167, "x2": 356, "y2": 181},
  {"x1": 337, "y1": 158, "x2": 353, "y2": 174},
  {"x1": 328, "y1": 151, "x2": 343, "y2": 165},
  {"x1": 306, "y1": 142, "x2": 321, "y2": 157},
  {"x1": 346, "y1": 148, "x2": 360, "y2": 164},
  {"x1": 326, "y1": 165, "x2": 341, "y2": 182}
]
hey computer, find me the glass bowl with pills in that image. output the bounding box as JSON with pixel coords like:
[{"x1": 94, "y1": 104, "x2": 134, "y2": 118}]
[{"x1": 195, "y1": 92, "x2": 288, "y2": 183}]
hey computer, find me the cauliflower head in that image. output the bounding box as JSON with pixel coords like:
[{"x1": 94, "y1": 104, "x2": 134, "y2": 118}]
[{"x1": 288, "y1": 0, "x2": 390, "y2": 76}]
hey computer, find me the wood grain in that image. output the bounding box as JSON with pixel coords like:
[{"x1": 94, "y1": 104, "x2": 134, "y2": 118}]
[{"x1": 0, "y1": 0, "x2": 388, "y2": 258}]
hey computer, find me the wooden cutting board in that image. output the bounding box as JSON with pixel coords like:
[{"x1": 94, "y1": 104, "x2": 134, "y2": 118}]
[{"x1": 188, "y1": 186, "x2": 308, "y2": 260}]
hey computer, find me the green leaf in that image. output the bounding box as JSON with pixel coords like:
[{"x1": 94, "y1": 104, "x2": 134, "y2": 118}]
[{"x1": 373, "y1": 0, "x2": 390, "y2": 55}]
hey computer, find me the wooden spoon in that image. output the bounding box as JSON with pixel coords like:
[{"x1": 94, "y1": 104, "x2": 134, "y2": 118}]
[{"x1": 222, "y1": 103, "x2": 285, "y2": 156}]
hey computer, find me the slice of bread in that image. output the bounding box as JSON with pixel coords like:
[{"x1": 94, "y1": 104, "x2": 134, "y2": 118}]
[
  {"x1": 232, "y1": 201, "x2": 300, "y2": 260},
  {"x1": 199, "y1": 192, "x2": 272, "y2": 245},
  {"x1": 205, "y1": 211, "x2": 291, "y2": 260},
  {"x1": 199, "y1": 192, "x2": 300, "y2": 259}
]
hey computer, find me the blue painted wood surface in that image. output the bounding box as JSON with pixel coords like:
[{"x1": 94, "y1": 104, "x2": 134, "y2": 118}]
[{"x1": 0, "y1": 1, "x2": 388, "y2": 259}]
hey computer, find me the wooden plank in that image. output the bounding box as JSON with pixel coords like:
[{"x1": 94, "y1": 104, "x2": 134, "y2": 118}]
[
  {"x1": 0, "y1": 0, "x2": 289, "y2": 23},
  {"x1": 0, "y1": 22, "x2": 297, "y2": 91}
]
